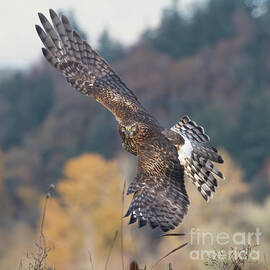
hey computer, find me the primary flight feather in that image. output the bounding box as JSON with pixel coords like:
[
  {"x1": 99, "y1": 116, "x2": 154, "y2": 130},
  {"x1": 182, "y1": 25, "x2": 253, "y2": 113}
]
[{"x1": 35, "y1": 9, "x2": 224, "y2": 232}]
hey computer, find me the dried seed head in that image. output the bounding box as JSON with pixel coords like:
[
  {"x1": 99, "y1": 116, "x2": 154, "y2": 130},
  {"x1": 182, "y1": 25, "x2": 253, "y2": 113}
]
[{"x1": 48, "y1": 184, "x2": 55, "y2": 192}]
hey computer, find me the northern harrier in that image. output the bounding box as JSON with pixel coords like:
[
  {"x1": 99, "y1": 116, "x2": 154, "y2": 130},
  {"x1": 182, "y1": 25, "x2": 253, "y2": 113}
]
[{"x1": 35, "y1": 10, "x2": 224, "y2": 232}]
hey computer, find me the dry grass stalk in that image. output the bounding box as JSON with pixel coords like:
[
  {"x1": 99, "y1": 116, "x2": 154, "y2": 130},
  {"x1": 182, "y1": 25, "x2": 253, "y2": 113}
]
[{"x1": 19, "y1": 184, "x2": 55, "y2": 270}]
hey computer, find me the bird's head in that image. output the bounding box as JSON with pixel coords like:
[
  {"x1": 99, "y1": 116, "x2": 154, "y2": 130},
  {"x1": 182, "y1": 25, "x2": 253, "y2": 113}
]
[{"x1": 121, "y1": 123, "x2": 139, "y2": 138}]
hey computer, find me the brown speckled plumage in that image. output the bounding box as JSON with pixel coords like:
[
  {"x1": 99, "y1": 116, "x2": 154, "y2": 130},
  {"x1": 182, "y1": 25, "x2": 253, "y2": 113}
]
[{"x1": 36, "y1": 10, "x2": 224, "y2": 232}]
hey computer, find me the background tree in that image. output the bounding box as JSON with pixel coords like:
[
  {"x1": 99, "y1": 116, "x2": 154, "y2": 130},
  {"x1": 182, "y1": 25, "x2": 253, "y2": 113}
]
[
  {"x1": 0, "y1": 72, "x2": 54, "y2": 150},
  {"x1": 98, "y1": 29, "x2": 125, "y2": 63}
]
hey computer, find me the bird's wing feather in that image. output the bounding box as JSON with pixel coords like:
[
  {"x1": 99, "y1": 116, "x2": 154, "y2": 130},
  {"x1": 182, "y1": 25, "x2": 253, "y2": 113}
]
[
  {"x1": 171, "y1": 115, "x2": 210, "y2": 143},
  {"x1": 125, "y1": 134, "x2": 189, "y2": 232},
  {"x1": 171, "y1": 115, "x2": 224, "y2": 201},
  {"x1": 36, "y1": 10, "x2": 153, "y2": 124}
]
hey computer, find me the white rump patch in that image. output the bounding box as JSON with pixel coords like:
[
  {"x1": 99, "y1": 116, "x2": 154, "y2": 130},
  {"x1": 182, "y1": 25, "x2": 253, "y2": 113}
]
[{"x1": 178, "y1": 138, "x2": 193, "y2": 166}]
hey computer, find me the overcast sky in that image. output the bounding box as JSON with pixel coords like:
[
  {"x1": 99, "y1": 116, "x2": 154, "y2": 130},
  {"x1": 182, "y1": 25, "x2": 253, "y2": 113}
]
[{"x1": 1, "y1": 0, "x2": 203, "y2": 69}]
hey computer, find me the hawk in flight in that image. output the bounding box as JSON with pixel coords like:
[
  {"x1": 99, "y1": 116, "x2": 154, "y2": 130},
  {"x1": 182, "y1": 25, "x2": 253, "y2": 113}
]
[{"x1": 35, "y1": 10, "x2": 224, "y2": 232}]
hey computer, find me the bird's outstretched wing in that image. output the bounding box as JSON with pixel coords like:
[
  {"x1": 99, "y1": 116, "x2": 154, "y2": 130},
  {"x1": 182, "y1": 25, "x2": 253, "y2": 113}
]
[
  {"x1": 35, "y1": 9, "x2": 153, "y2": 124},
  {"x1": 125, "y1": 134, "x2": 190, "y2": 232},
  {"x1": 171, "y1": 116, "x2": 224, "y2": 201}
]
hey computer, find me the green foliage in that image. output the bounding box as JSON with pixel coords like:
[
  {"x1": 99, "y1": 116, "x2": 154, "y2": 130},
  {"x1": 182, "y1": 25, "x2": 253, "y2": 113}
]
[
  {"x1": 145, "y1": 0, "x2": 245, "y2": 59},
  {"x1": 144, "y1": 0, "x2": 188, "y2": 59},
  {"x1": 190, "y1": 0, "x2": 240, "y2": 44},
  {"x1": 98, "y1": 29, "x2": 125, "y2": 63},
  {"x1": 225, "y1": 17, "x2": 270, "y2": 179},
  {"x1": 245, "y1": 25, "x2": 270, "y2": 88},
  {"x1": 229, "y1": 90, "x2": 270, "y2": 180},
  {"x1": 83, "y1": 111, "x2": 117, "y2": 159},
  {"x1": 0, "y1": 72, "x2": 54, "y2": 150}
]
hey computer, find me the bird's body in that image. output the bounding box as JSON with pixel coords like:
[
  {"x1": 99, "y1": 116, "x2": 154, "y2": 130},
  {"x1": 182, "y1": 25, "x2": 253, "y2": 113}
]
[{"x1": 36, "y1": 10, "x2": 224, "y2": 232}]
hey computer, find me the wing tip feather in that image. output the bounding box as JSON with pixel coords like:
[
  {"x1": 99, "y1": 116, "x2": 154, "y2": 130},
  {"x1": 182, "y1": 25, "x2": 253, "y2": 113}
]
[
  {"x1": 35, "y1": 24, "x2": 42, "y2": 35},
  {"x1": 41, "y1": 47, "x2": 48, "y2": 57},
  {"x1": 61, "y1": 14, "x2": 70, "y2": 25},
  {"x1": 38, "y1": 12, "x2": 47, "y2": 23},
  {"x1": 218, "y1": 155, "x2": 224, "y2": 163},
  {"x1": 73, "y1": 30, "x2": 81, "y2": 40},
  {"x1": 49, "y1": 8, "x2": 57, "y2": 19}
]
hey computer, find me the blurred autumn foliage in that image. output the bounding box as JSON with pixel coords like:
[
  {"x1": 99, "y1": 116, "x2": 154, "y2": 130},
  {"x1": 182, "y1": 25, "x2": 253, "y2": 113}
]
[
  {"x1": 0, "y1": 0, "x2": 270, "y2": 269},
  {"x1": 43, "y1": 154, "x2": 137, "y2": 269}
]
